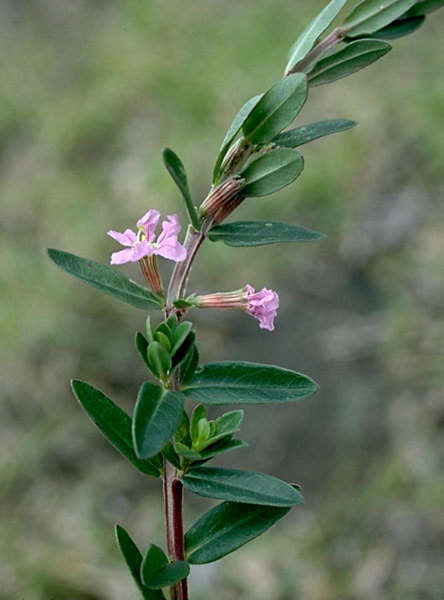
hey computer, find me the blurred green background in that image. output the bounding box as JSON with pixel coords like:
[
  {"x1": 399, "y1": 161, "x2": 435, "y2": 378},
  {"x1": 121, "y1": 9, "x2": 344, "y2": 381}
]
[{"x1": 1, "y1": 1, "x2": 443, "y2": 599}]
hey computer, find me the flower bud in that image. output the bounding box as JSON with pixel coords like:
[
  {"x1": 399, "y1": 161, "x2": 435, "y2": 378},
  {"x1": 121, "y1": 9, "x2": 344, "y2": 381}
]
[{"x1": 199, "y1": 177, "x2": 245, "y2": 223}]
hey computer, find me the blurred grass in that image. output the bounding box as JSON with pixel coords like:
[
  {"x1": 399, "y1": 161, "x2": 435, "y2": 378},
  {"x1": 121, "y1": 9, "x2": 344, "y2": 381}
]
[{"x1": 1, "y1": 1, "x2": 444, "y2": 599}]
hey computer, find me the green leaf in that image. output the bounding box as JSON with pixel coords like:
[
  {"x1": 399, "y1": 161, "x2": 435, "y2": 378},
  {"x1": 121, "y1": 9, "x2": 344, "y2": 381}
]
[
  {"x1": 141, "y1": 545, "x2": 168, "y2": 587},
  {"x1": 213, "y1": 409, "x2": 243, "y2": 438},
  {"x1": 406, "y1": 0, "x2": 444, "y2": 16},
  {"x1": 182, "y1": 466, "x2": 303, "y2": 506},
  {"x1": 171, "y1": 322, "x2": 193, "y2": 356},
  {"x1": 71, "y1": 380, "x2": 161, "y2": 477},
  {"x1": 132, "y1": 383, "x2": 184, "y2": 459},
  {"x1": 154, "y1": 331, "x2": 172, "y2": 352},
  {"x1": 175, "y1": 409, "x2": 191, "y2": 446},
  {"x1": 146, "y1": 562, "x2": 190, "y2": 589},
  {"x1": 285, "y1": 0, "x2": 349, "y2": 73},
  {"x1": 272, "y1": 119, "x2": 357, "y2": 148},
  {"x1": 146, "y1": 316, "x2": 154, "y2": 343},
  {"x1": 197, "y1": 438, "x2": 247, "y2": 461},
  {"x1": 47, "y1": 249, "x2": 161, "y2": 311},
  {"x1": 166, "y1": 313, "x2": 179, "y2": 331},
  {"x1": 376, "y1": 14, "x2": 426, "y2": 37},
  {"x1": 155, "y1": 321, "x2": 173, "y2": 340},
  {"x1": 307, "y1": 39, "x2": 391, "y2": 86},
  {"x1": 240, "y1": 148, "x2": 304, "y2": 197},
  {"x1": 115, "y1": 526, "x2": 165, "y2": 600},
  {"x1": 185, "y1": 501, "x2": 289, "y2": 564},
  {"x1": 162, "y1": 441, "x2": 182, "y2": 469},
  {"x1": 213, "y1": 94, "x2": 263, "y2": 183},
  {"x1": 147, "y1": 341, "x2": 172, "y2": 380},
  {"x1": 353, "y1": 14, "x2": 425, "y2": 38},
  {"x1": 209, "y1": 220, "x2": 325, "y2": 247},
  {"x1": 176, "y1": 438, "x2": 247, "y2": 462},
  {"x1": 181, "y1": 361, "x2": 318, "y2": 405},
  {"x1": 194, "y1": 418, "x2": 211, "y2": 450},
  {"x1": 242, "y1": 74, "x2": 307, "y2": 144},
  {"x1": 136, "y1": 332, "x2": 150, "y2": 368},
  {"x1": 344, "y1": 0, "x2": 416, "y2": 36},
  {"x1": 163, "y1": 148, "x2": 199, "y2": 230},
  {"x1": 171, "y1": 331, "x2": 196, "y2": 371},
  {"x1": 190, "y1": 405, "x2": 206, "y2": 443},
  {"x1": 180, "y1": 344, "x2": 199, "y2": 385}
]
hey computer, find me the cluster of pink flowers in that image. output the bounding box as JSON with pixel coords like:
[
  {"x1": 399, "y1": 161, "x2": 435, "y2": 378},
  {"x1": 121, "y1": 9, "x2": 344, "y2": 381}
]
[
  {"x1": 108, "y1": 210, "x2": 186, "y2": 265},
  {"x1": 108, "y1": 210, "x2": 279, "y2": 330}
]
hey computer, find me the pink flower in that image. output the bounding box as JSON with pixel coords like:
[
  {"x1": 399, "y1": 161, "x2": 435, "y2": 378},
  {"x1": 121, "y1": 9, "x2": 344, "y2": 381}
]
[
  {"x1": 108, "y1": 210, "x2": 186, "y2": 265},
  {"x1": 197, "y1": 284, "x2": 279, "y2": 331},
  {"x1": 246, "y1": 285, "x2": 279, "y2": 331}
]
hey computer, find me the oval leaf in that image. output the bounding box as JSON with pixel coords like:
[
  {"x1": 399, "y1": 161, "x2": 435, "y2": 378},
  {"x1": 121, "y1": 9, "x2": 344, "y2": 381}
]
[
  {"x1": 181, "y1": 361, "x2": 318, "y2": 405},
  {"x1": 406, "y1": 0, "x2": 444, "y2": 16},
  {"x1": 171, "y1": 321, "x2": 193, "y2": 356},
  {"x1": 141, "y1": 545, "x2": 168, "y2": 587},
  {"x1": 115, "y1": 526, "x2": 165, "y2": 600},
  {"x1": 172, "y1": 331, "x2": 196, "y2": 371},
  {"x1": 242, "y1": 74, "x2": 307, "y2": 144},
  {"x1": 344, "y1": 0, "x2": 416, "y2": 36},
  {"x1": 146, "y1": 562, "x2": 190, "y2": 590},
  {"x1": 47, "y1": 248, "x2": 161, "y2": 311},
  {"x1": 163, "y1": 148, "x2": 199, "y2": 229},
  {"x1": 136, "y1": 332, "x2": 151, "y2": 368},
  {"x1": 132, "y1": 383, "x2": 184, "y2": 459},
  {"x1": 353, "y1": 14, "x2": 425, "y2": 38},
  {"x1": 307, "y1": 39, "x2": 391, "y2": 87},
  {"x1": 147, "y1": 341, "x2": 172, "y2": 379},
  {"x1": 197, "y1": 438, "x2": 248, "y2": 461},
  {"x1": 240, "y1": 148, "x2": 304, "y2": 197},
  {"x1": 213, "y1": 93, "x2": 263, "y2": 183},
  {"x1": 180, "y1": 344, "x2": 199, "y2": 385},
  {"x1": 209, "y1": 220, "x2": 325, "y2": 247},
  {"x1": 272, "y1": 119, "x2": 357, "y2": 148},
  {"x1": 285, "y1": 0, "x2": 349, "y2": 73},
  {"x1": 185, "y1": 501, "x2": 289, "y2": 564},
  {"x1": 71, "y1": 380, "x2": 161, "y2": 477},
  {"x1": 182, "y1": 466, "x2": 303, "y2": 507}
]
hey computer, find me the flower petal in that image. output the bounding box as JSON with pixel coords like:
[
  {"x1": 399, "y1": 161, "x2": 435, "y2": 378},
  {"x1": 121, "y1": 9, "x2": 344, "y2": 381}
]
[
  {"x1": 131, "y1": 240, "x2": 154, "y2": 261},
  {"x1": 246, "y1": 286, "x2": 279, "y2": 331},
  {"x1": 155, "y1": 240, "x2": 187, "y2": 262},
  {"x1": 107, "y1": 228, "x2": 137, "y2": 246},
  {"x1": 110, "y1": 248, "x2": 136, "y2": 264},
  {"x1": 157, "y1": 214, "x2": 181, "y2": 244},
  {"x1": 137, "y1": 209, "x2": 160, "y2": 242}
]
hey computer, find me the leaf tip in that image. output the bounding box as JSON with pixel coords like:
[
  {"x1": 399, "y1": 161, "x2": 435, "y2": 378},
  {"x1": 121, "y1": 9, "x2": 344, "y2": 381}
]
[
  {"x1": 46, "y1": 247, "x2": 58, "y2": 263},
  {"x1": 70, "y1": 378, "x2": 83, "y2": 398}
]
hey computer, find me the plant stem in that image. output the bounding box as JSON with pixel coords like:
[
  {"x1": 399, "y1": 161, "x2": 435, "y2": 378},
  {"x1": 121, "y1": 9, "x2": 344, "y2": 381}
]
[
  {"x1": 163, "y1": 218, "x2": 212, "y2": 599},
  {"x1": 285, "y1": 26, "x2": 346, "y2": 76},
  {"x1": 163, "y1": 460, "x2": 187, "y2": 600},
  {"x1": 167, "y1": 219, "x2": 212, "y2": 306}
]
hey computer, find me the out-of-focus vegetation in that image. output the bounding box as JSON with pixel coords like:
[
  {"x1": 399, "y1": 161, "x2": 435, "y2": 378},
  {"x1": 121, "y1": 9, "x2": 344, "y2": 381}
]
[{"x1": 1, "y1": 1, "x2": 443, "y2": 598}]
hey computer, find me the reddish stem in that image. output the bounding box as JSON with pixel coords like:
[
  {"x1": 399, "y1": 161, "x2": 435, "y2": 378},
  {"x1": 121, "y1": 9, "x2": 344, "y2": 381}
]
[{"x1": 163, "y1": 456, "x2": 188, "y2": 600}]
